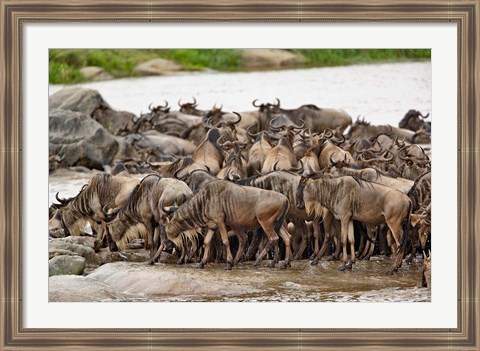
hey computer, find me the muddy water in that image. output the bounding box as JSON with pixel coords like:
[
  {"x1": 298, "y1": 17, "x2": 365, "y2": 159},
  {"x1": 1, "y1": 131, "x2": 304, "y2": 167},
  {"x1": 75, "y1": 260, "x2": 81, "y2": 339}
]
[{"x1": 149, "y1": 259, "x2": 430, "y2": 302}]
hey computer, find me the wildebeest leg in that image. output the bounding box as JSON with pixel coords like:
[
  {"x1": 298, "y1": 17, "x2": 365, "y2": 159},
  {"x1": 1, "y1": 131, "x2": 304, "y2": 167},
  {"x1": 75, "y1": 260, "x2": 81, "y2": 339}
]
[
  {"x1": 233, "y1": 230, "x2": 247, "y2": 266},
  {"x1": 195, "y1": 229, "x2": 215, "y2": 268},
  {"x1": 186, "y1": 239, "x2": 199, "y2": 263},
  {"x1": 292, "y1": 219, "x2": 308, "y2": 260},
  {"x1": 217, "y1": 221, "x2": 234, "y2": 270},
  {"x1": 277, "y1": 225, "x2": 292, "y2": 269},
  {"x1": 149, "y1": 226, "x2": 165, "y2": 265},
  {"x1": 103, "y1": 223, "x2": 118, "y2": 252},
  {"x1": 253, "y1": 227, "x2": 279, "y2": 268},
  {"x1": 310, "y1": 219, "x2": 321, "y2": 260},
  {"x1": 357, "y1": 235, "x2": 366, "y2": 259},
  {"x1": 337, "y1": 218, "x2": 351, "y2": 271},
  {"x1": 245, "y1": 229, "x2": 262, "y2": 261},
  {"x1": 362, "y1": 226, "x2": 378, "y2": 260},
  {"x1": 347, "y1": 220, "x2": 355, "y2": 267},
  {"x1": 386, "y1": 230, "x2": 398, "y2": 254},
  {"x1": 378, "y1": 225, "x2": 389, "y2": 256},
  {"x1": 144, "y1": 220, "x2": 155, "y2": 259},
  {"x1": 311, "y1": 211, "x2": 334, "y2": 265},
  {"x1": 385, "y1": 222, "x2": 404, "y2": 275}
]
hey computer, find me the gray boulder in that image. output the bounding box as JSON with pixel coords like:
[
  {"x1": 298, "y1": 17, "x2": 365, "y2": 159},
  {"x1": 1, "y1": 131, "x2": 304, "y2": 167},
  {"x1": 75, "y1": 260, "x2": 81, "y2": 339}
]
[
  {"x1": 49, "y1": 238, "x2": 99, "y2": 266},
  {"x1": 241, "y1": 49, "x2": 306, "y2": 69},
  {"x1": 79, "y1": 66, "x2": 113, "y2": 81},
  {"x1": 49, "y1": 86, "x2": 110, "y2": 116},
  {"x1": 49, "y1": 255, "x2": 86, "y2": 276},
  {"x1": 49, "y1": 109, "x2": 119, "y2": 169},
  {"x1": 134, "y1": 58, "x2": 184, "y2": 76}
]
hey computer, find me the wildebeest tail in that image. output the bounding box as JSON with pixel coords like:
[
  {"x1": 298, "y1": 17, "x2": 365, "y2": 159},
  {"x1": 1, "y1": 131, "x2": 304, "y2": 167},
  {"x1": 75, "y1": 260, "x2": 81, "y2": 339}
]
[
  {"x1": 400, "y1": 201, "x2": 413, "y2": 252},
  {"x1": 274, "y1": 200, "x2": 290, "y2": 233}
]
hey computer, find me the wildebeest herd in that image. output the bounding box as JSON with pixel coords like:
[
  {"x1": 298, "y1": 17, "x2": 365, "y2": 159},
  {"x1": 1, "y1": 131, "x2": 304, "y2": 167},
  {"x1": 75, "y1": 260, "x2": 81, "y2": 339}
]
[{"x1": 49, "y1": 99, "x2": 432, "y2": 288}]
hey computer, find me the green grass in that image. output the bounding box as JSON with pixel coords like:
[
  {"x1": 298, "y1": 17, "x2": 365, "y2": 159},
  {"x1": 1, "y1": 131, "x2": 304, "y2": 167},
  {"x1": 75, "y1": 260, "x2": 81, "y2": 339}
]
[{"x1": 49, "y1": 49, "x2": 430, "y2": 85}]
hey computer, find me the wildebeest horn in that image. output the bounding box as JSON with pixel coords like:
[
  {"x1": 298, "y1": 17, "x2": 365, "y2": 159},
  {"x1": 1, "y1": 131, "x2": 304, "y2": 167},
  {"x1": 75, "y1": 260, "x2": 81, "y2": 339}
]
[
  {"x1": 398, "y1": 150, "x2": 410, "y2": 161},
  {"x1": 148, "y1": 103, "x2": 153, "y2": 111},
  {"x1": 146, "y1": 155, "x2": 156, "y2": 166},
  {"x1": 329, "y1": 152, "x2": 337, "y2": 167},
  {"x1": 252, "y1": 99, "x2": 261, "y2": 108},
  {"x1": 192, "y1": 97, "x2": 197, "y2": 107},
  {"x1": 268, "y1": 117, "x2": 286, "y2": 131},
  {"x1": 331, "y1": 132, "x2": 345, "y2": 145},
  {"x1": 371, "y1": 139, "x2": 383, "y2": 153},
  {"x1": 55, "y1": 192, "x2": 68, "y2": 204},
  {"x1": 177, "y1": 98, "x2": 183, "y2": 107},
  {"x1": 246, "y1": 124, "x2": 261, "y2": 139},
  {"x1": 275, "y1": 98, "x2": 280, "y2": 107},
  {"x1": 290, "y1": 159, "x2": 304, "y2": 172},
  {"x1": 273, "y1": 161, "x2": 280, "y2": 171},
  {"x1": 419, "y1": 112, "x2": 430, "y2": 119},
  {"x1": 379, "y1": 150, "x2": 394, "y2": 162},
  {"x1": 289, "y1": 119, "x2": 305, "y2": 130},
  {"x1": 102, "y1": 205, "x2": 120, "y2": 222},
  {"x1": 231, "y1": 112, "x2": 242, "y2": 125}
]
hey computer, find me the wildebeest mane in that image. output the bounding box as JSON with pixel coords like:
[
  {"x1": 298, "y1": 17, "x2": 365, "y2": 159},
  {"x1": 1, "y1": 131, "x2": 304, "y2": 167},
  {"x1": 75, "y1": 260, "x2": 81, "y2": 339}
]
[{"x1": 302, "y1": 104, "x2": 321, "y2": 111}]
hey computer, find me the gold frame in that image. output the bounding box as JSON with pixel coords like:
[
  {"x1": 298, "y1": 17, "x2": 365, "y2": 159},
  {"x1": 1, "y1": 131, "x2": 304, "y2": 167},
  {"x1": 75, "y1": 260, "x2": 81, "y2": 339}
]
[{"x1": 1, "y1": 0, "x2": 479, "y2": 350}]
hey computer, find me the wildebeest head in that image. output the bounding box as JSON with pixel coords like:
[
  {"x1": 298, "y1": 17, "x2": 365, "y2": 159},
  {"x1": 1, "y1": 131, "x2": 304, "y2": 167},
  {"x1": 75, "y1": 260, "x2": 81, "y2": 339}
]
[{"x1": 399, "y1": 109, "x2": 430, "y2": 132}]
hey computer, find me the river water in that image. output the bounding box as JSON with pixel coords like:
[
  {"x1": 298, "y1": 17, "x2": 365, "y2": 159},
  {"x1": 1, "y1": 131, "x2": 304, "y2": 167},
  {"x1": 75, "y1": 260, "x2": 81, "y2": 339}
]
[
  {"x1": 49, "y1": 61, "x2": 431, "y2": 126},
  {"x1": 49, "y1": 62, "x2": 431, "y2": 302}
]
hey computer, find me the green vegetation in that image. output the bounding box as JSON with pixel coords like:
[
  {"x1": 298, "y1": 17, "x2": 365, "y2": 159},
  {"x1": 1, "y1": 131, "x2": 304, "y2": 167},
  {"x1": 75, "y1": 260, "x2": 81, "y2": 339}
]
[
  {"x1": 292, "y1": 49, "x2": 431, "y2": 67},
  {"x1": 49, "y1": 49, "x2": 430, "y2": 85}
]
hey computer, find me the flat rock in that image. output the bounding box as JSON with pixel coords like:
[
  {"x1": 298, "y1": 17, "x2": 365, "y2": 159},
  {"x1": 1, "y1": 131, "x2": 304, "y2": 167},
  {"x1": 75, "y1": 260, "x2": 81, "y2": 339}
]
[
  {"x1": 134, "y1": 58, "x2": 184, "y2": 76},
  {"x1": 87, "y1": 262, "x2": 259, "y2": 298},
  {"x1": 241, "y1": 49, "x2": 306, "y2": 69},
  {"x1": 49, "y1": 255, "x2": 86, "y2": 276},
  {"x1": 79, "y1": 66, "x2": 113, "y2": 81}
]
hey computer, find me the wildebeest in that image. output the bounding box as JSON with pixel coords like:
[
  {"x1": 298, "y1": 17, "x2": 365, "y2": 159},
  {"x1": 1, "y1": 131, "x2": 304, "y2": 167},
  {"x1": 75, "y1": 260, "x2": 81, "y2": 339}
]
[
  {"x1": 104, "y1": 174, "x2": 193, "y2": 262},
  {"x1": 267, "y1": 98, "x2": 352, "y2": 133},
  {"x1": 191, "y1": 128, "x2": 225, "y2": 175},
  {"x1": 398, "y1": 109, "x2": 430, "y2": 132},
  {"x1": 163, "y1": 180, "x2": 291, "y2": 269},
  {"x1": 296, "y1": 174, "x2": 412, "y2": 274},
  {"x1": 49, "y1": 170, "x2": 140, "y2": 251}
]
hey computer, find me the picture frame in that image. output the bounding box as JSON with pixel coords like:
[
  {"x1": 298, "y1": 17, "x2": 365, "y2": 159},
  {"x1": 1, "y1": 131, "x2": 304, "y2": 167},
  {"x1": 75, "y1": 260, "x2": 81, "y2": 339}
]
[{"x1": 1, "y1": 0, "x2": 478, "y2": 349}]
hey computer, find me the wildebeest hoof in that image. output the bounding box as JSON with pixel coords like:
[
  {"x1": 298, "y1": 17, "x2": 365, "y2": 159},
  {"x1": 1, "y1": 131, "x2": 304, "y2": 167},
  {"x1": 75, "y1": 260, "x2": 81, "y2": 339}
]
[
  {"x1": 310, "y1": 259, "x2": 319, "y2": 266},
  {"x1": 224, "y1": 263, "x2": 233, "y2": 270},
  {"x1": 278, "y1": 261, "x2": 287, "y2": 270},
  {"x1": 267, "y1": 261, "x2": 276, "y2": 268},
  {"x1": 194, "y1": 262, "x2": 205, "y2": 269},
  {"x1": 147, "y1": 259, "x2": 155, "y2": 265},
  {"x1": 337, "y1": 263, "x2": 348, "y2": 271},
  {"x1": 385, "y1": 269, "x2": 396, "y2": 275},
  {"x1": 177, "y1": 258, "x2": 185, "y2": 265},
  {"x1": 253, "y1": 260, "x2": 261, "y2": 267},
  {"x1": 345, "y1": 263, "x2": 353, "y2": 270}
]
